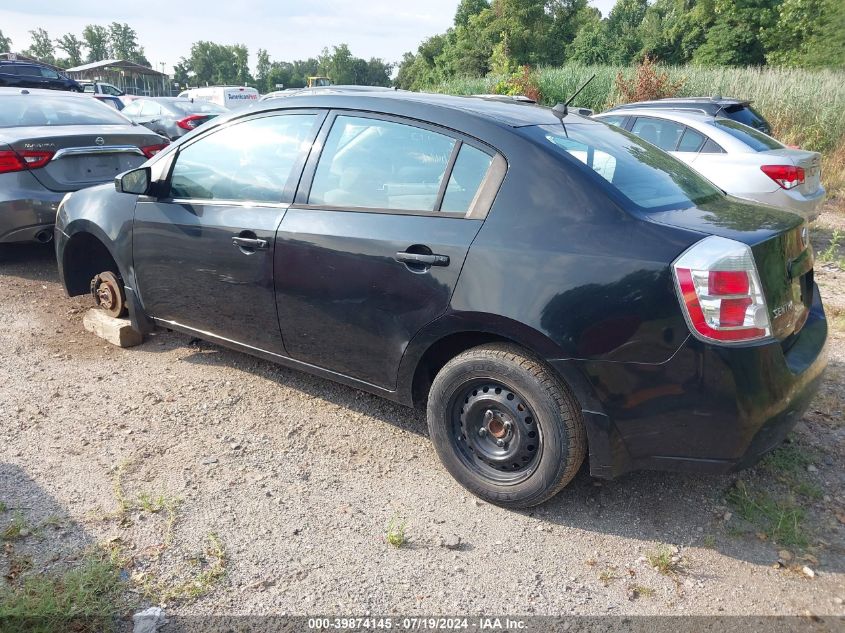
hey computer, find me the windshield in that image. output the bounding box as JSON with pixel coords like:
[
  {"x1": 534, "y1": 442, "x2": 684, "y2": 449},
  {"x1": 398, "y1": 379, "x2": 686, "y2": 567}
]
[
  {"x1": 712, "y1": 119, "x2": 783, "y2": 152},
  {"x1": 528, "y1": 122, "x2": 722, "y2": 212},
  {"x1": 0, "y1": 95, "x2": 130, "y2": 128},
  {"x1": 168, "y1": 100, "x2": 228, "y2": 115}
]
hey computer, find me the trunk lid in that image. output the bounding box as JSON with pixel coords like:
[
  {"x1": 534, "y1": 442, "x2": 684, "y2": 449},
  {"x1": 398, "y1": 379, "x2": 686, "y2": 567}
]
[
  {"x1": 645, "y1": 196, "x2": 812, "y2": 341},
  {"x1": 759, "y1": 147, "x2": 822, "y2": 196},
  {"x1": 2, "y1": 125, "x2": 166, "y2": 192}
]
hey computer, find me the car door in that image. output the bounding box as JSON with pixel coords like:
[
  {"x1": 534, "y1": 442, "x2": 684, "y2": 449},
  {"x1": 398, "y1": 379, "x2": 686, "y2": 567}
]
[
  {"x1": 38, "y1": 66, "x2": 63, "y2": 90},
  {"x1": 274, "y1": 112, "x2": 505, "y2": 389},
  {"x1": 132, "y1": 110, "x2": 326, "y2": 354}
]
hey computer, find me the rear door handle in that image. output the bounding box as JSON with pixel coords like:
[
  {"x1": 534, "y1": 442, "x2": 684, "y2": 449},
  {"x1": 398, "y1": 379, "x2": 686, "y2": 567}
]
[
  {"x1": 394, "y1": 251, "x2": 450, "y2": 267},
  {"x1": 232, "y1": 236, "x2": 269, "y2": 250}
]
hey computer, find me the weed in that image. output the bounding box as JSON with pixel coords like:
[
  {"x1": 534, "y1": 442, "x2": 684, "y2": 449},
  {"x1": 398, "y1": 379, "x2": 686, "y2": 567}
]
[
  {"x1": 598, "y1": 568, "x2": 619, "y2": 586},
  {"x1": 40, "y1": 515, "x2": 63, "y2": 530},
  {"x1": 144, "y1": 533, "x2": 226, "y2": 604},
  {"x1": 615, "y1": 57, "x2": 685, "y2": 104},
  {"x1": 762, "y1": 443, "x2": 814, "y2": 475},
  {"x1": 385, "y1": 516, "x2": 407, "y2": 548},
  {"x1": 819, "y1": 229, "x2": 845, "y2": 268},
  {"x1": 0, "y1": 549, "x2": 127, "y2": 633},
  {"x1": 1, "y1": 512, "x2": 27, "y2": 541},
  {"x1": 627, "y1": 583, "x2": 655, "y2": 599},
  {"x1": 0, "y1": 501, "x2": 7, "y2": 513},
  {"x1": 646, "y1": 546, "x2": 681, "y2": 576},
  {"x1": 726, "y1": 481, "x2": 808, "y2": 547},
  {"x1": 702, "y1": 534, "x2": 717, "y2": 549}
]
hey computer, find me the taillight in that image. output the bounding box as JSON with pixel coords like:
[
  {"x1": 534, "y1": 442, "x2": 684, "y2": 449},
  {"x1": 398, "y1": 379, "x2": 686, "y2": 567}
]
[
  {"x1": 0, "y1": 149, "x2": 53, "y2": 174},
  {"x1": 672, "y1": 236, "x2": 771, "y2": 344},
  {"x1": 761, "y1": 164, "x2": 804, "y2": 190},
  {"x1": 140, "y1": 142, "x2": 169, "y2": 159},
  {"x1": 177, "y1": 115, "x2": 205, "y2": 130}
]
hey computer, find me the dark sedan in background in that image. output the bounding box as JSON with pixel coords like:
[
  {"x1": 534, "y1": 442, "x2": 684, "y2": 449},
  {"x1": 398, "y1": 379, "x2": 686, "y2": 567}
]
[
  {"x1": 120, "y1": 98, "x2": 228, "y2": 140},
  {"x1": 0, "y1": 88, "x2": 168, "y2": 244},
  {"x1": 55, "y1": 92, "x2": 826, "y2": 508}
]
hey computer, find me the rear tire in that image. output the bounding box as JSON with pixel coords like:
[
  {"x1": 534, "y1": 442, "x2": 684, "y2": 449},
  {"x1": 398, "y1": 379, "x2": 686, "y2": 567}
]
[{"x1": 426, "y1": 343, "x2": 586, "y2": 509}]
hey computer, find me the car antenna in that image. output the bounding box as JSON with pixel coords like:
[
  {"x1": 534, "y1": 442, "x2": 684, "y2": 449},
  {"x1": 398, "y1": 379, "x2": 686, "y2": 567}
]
[{"x1": 552, "y1": 74, "x2": 596, "y2": 122}]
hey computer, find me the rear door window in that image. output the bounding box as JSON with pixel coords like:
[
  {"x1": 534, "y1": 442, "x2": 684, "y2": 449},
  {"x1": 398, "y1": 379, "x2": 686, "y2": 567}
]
[
  {"x1": 631, "y1": 117, "x2": 685, "y2": 152},
  {"x1": 308, "y1": 115, "x2": 456, "y2": 212}
]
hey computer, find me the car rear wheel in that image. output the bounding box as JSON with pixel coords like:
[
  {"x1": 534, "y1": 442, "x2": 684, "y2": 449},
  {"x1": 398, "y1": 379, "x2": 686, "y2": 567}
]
[
  {"x1": 427, "y1": 343, "x2": 586, "y2": 508},
  {"x1": 90, "y1": 271, "x2": 127, "y2": 318}
]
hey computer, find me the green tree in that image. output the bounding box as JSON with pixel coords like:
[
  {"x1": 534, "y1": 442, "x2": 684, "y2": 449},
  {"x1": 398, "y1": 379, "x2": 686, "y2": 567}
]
[
  {"x1": 55, "y1": 33, "x2": 84, "y2": 67},
  {"x1": 82, "y1": 25, "x2": 110, "y2": 62},
  {"x1": 107, "y1": 22, "x2": 149, "y2": 66},
  {"x1": 255, "y1": 48, "x2": 271, "y2": 92},
  {"x1": 801, "y1": 0, "x2": 845, "y2": 68},
  {"x1": 455, "y1": 0, "x2": 490, "y2": 28},
  {"x1": 177, "y1": 41, "x2": 253, "y2": 86},
  {"x1": 603, "y1": 0, "x2": 649, "y2": 64},
  {"x1": 763, "y1": 0, "x2": 828, "y2": 66},
  {"x1": 0, "y1": 30, "x2": 11, "y2": 53},
  {"x1": 25, "y1": 28, "x2": 55, "y2": 64},
  {"x1": 693, "y1": 0, "x2": 779, "y2": 66},
  {"x1": 568, "y1": 15, "x2": 610, "y2": 64}
]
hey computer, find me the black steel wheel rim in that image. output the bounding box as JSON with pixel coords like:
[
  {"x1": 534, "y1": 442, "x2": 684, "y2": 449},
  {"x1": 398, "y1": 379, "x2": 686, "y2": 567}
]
[{"x1": 450, "y1": 380, "x2": 543, "y2": 484}]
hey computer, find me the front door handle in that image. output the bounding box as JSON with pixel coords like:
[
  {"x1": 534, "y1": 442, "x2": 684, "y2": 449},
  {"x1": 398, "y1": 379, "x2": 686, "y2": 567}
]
[
  {"x1": 232, "y1": 236, "x2": 269, "y2": 251},
  {"x1": 394, "y1": 251, "x2": 450, "y2": 267}
]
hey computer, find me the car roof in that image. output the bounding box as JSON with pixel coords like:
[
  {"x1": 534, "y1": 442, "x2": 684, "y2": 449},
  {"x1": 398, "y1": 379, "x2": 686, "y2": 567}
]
[
  {"x1": 606, "y1": 98, "x2": 751, "y2": 114},
  {"x1": 250, "y1": 91, "x2": 594, "y2": 128},
  {"x1": 0, "y1": 87, "x2": 87, "y2": 98},
  {"x1": 595, "y1": 108, "x2": 717, "y2": 125}
]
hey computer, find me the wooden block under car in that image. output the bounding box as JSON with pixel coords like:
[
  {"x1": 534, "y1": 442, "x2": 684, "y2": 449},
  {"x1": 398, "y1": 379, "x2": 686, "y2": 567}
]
[{"x1": 82, "y1": 309, "x2": 143, "y2": 348}]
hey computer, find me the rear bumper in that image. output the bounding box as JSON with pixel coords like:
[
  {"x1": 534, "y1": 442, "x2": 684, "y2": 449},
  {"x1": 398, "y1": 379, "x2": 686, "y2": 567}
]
[
  {"x1": 749, "y1": 186, "x2": 826, "y2": 222},
  {"x1": 0, "y1": 173, "x2": 63, "y2": 243},
  {"x1": 556, "y1": 283, "x2": 828, "y2": 478}
]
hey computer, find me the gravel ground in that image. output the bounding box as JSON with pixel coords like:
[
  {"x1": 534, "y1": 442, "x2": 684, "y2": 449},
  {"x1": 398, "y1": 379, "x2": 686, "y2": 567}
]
[{"x1": 0, "y1": 206, "x2": 843, "y2": 621}]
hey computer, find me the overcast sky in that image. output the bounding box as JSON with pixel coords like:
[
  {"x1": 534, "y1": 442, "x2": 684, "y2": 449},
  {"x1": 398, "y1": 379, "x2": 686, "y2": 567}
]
[{"x1": 1, "y1": 0, "x2": 618, "y2": 73}]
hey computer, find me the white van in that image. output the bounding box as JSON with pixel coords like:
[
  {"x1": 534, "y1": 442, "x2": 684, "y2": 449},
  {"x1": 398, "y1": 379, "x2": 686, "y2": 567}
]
[{"x1": 176, "y1": 86, "x2": 259, "y2": 110}]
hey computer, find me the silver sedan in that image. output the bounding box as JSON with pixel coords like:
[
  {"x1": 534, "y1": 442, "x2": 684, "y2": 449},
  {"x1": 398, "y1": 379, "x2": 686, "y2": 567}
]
[
  {"x1": 593, "y1": 107, "x2": 825, "y2": 221},
  {"x1": 120, "y1": 98, "x2": 228, "y2": 140}
]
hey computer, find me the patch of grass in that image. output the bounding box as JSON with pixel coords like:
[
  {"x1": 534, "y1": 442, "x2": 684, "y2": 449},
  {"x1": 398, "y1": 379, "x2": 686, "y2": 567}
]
[
  {"x1": 0, "y1": 549, "x2": 127, "y2": 633},
  {"x1": 819, "y1": 229, "x2": 845, "y2": 268},
  {"x1": 627, "y1": 583, "x2": 655, "y2": 599},
  {"x1": 702, "y1": 534, "x2": 717, "y2": 549},
  {"x1": 0, "y1": 501, "x2": 7, "y2": 513},
  {"x1": 39, "y1": 515, "x2": 63, "y2": 530},
  {"x1": 646, "y1": 546, "x2": 681, "y2": 576},
  {"x1": 1, "y1": 512, "x2": 28, "y2": 541},
  {"x1": 385, "y1": 516, "x2": 407, "y2": 548},
  {"x1": 726, "y1": 481, "x2": 808, "y2": 547},
  {"x1": 761, "y1": 443, "x2": 814, "y2": 475},
  {"x1": 144, "y1": 533, "x2": 226, "y2": 604},
  {"x1": 598, "y1": 568, "x2": 619, "y2": 586}
]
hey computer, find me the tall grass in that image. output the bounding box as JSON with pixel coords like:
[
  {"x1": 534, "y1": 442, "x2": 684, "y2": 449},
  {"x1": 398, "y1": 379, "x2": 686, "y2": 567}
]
[{"x1": 432, "y1": 65, "x2": 845, "y2": 195}]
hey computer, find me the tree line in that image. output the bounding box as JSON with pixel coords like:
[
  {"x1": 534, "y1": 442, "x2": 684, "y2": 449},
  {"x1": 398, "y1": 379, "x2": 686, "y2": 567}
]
[
  {"x1": 0, "y1": 26, "x2": 391, "y2": 91},
  {"x1": 175, "y1": 43, "x2": 392, "y2": 91},
  {"x1": 396, "y1": 0, "x2": 845, "y2": 91},
  {"x1": 0, "y1": 24, "x2": 150, "y2": 69}
]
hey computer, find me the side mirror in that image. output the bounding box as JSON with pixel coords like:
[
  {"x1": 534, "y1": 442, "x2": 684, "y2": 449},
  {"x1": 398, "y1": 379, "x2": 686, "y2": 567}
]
[{"x1": 115, "y1": 167, "x2": 151, "y2": 195}]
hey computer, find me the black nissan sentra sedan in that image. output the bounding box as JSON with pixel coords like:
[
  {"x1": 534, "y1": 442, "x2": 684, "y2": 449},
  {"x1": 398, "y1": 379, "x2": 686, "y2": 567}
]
[{"x1": 54, "y1": 92, "x2": 827, "y2": 508}]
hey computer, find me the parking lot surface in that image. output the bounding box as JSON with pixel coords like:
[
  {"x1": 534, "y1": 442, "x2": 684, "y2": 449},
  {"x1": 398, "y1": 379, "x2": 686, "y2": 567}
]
[{"x1": 0, "y1": 217, "x2": 843, "y2": 618}]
